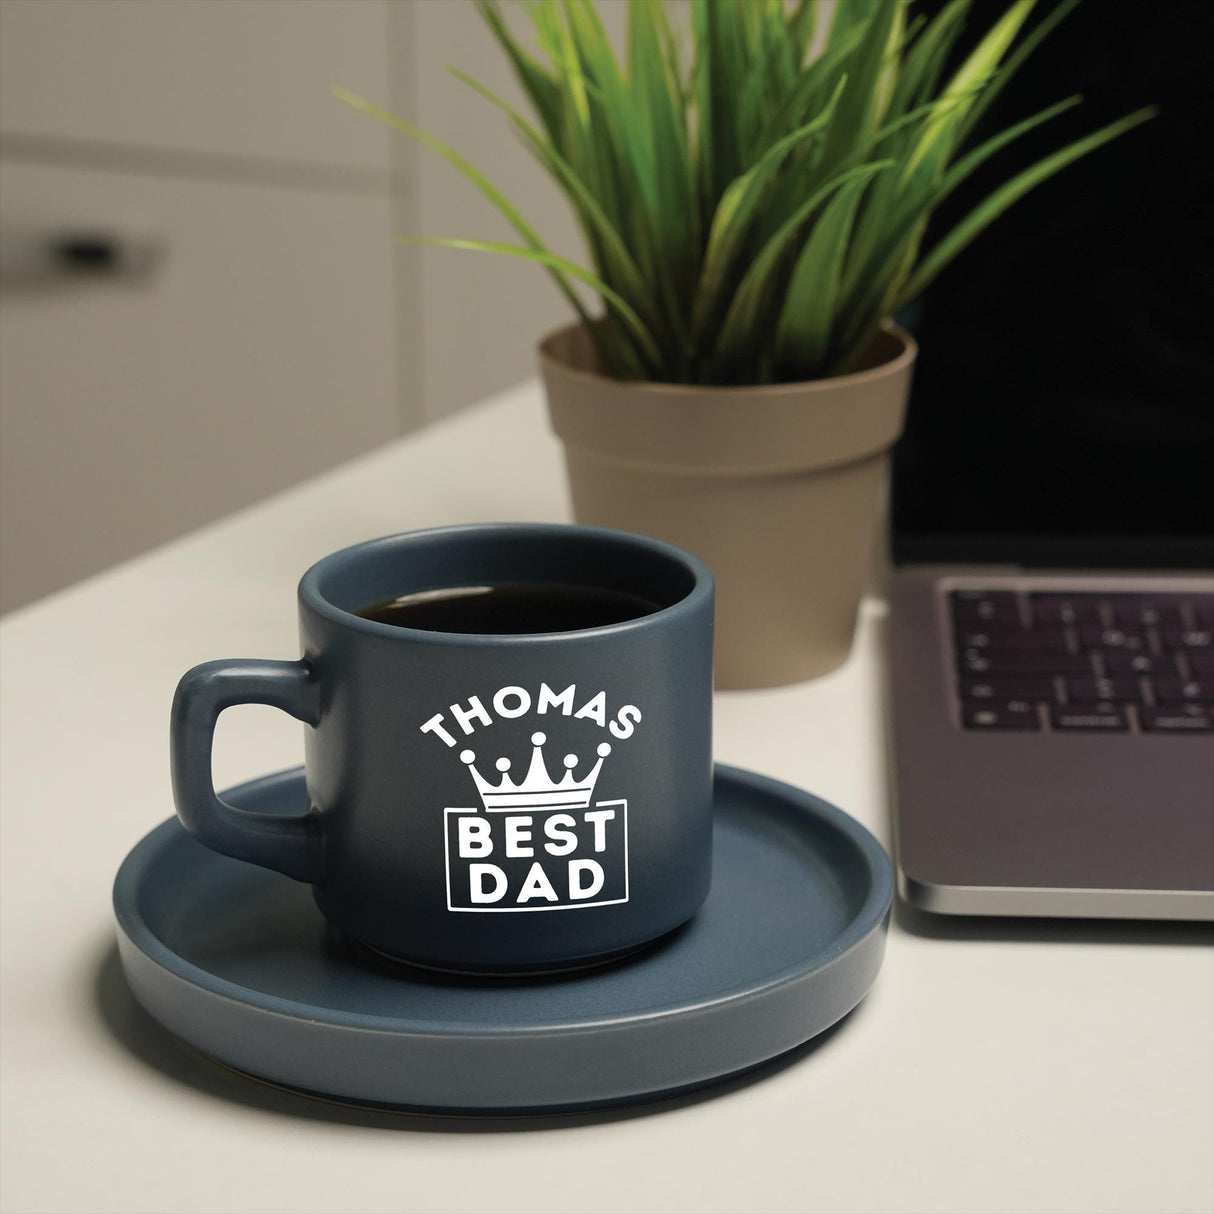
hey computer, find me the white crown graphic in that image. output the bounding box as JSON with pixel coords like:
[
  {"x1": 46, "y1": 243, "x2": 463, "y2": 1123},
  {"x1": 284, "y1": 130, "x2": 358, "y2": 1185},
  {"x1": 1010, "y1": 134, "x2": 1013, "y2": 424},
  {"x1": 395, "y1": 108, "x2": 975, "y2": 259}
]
[{"x1": 460, "y1": 732, "x2": 611, "y2": 812}]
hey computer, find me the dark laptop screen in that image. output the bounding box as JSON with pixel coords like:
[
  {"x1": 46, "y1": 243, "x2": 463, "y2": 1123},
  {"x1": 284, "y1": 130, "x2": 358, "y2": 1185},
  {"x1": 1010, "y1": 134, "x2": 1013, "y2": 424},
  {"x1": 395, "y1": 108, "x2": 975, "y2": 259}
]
[{"x1": 890, "y1": 0, "x2": 1214, "y2": 568}]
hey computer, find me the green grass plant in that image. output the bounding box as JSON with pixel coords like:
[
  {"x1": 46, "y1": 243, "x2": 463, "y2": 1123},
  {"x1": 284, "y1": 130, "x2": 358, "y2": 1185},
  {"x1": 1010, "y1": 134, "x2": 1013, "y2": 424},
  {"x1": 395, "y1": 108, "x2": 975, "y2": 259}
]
[{"x1": 337, "y1": 0, "x2": 1153, "y2": 385}]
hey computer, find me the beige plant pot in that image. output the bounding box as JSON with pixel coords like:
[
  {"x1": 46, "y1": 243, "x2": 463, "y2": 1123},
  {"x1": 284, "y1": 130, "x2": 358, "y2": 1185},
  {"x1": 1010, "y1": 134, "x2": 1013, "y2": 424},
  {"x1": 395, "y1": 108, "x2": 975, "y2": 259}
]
[{"x1": 539, "y1": 321, "x2": 917, "y2": 689}]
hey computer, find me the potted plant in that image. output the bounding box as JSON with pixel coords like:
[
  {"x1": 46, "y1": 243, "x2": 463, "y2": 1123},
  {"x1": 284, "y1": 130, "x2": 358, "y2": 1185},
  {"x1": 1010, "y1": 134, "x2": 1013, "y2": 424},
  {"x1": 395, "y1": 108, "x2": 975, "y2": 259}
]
[{"x1": 337, "y1": 0, "x2": 1151, "y2": 688}]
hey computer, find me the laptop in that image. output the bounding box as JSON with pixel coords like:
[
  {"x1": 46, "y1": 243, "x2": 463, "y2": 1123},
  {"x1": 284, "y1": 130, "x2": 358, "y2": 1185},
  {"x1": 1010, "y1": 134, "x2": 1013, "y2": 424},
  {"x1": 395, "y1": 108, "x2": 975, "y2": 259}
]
[{"x1": 885, "y1": 0, "x2": 1214, "y2": 921}]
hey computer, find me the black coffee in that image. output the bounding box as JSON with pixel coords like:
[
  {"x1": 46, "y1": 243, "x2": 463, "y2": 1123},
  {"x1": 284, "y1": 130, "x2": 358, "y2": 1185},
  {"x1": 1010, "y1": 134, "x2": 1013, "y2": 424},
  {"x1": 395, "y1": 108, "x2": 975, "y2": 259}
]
[{"x1": 356, "y1": 583, "x2": 661, "y2": 634}]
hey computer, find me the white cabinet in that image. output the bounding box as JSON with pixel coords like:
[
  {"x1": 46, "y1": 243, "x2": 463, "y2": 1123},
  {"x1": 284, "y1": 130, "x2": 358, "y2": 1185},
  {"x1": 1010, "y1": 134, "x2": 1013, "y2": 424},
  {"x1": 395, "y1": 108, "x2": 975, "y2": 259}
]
[
  {"x1": 0, "y1": 0, "x2": 394, "y2": 172},
  {"x1": 0, "y1": 0, "x2": 412, "y2": 613},
  {"x1": 0, "y1": 160, "x2": 399, "y2": 612}
]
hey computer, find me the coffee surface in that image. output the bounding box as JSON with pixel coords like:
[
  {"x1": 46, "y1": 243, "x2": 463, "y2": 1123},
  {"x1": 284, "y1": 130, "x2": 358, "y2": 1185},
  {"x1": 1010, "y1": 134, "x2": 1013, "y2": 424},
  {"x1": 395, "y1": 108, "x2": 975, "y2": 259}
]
[{"x1": 356, "y1": 583, "x2": 660, "y2": 634}]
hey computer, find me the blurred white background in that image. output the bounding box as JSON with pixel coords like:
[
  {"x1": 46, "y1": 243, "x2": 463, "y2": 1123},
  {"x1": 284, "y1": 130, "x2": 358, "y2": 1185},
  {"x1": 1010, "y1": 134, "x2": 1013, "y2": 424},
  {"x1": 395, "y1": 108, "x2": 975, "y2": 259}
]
[{"x1": 0, "y1": 0, "x2": 630, "y2": 613}]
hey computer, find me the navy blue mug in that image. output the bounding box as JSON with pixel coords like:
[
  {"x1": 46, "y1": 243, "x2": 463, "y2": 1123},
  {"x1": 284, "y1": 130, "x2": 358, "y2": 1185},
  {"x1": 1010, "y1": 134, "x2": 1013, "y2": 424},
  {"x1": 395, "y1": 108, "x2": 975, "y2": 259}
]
[{"x1": 170, "y1": 524, "x2": 714, "y2": 973}]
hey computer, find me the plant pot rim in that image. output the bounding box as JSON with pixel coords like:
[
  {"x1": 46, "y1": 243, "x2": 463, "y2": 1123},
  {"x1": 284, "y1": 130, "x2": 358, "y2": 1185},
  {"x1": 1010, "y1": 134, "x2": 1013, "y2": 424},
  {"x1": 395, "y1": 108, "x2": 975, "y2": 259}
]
[{"x1": 537, "y1": 319, "x2": 917, "y2": 398}]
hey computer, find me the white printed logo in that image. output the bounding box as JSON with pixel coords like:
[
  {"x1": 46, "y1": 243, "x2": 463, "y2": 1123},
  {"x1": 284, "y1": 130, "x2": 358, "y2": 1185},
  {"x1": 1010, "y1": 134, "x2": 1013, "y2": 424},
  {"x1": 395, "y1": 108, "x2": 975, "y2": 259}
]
[
  {"x1": 443, "y1": 731, "x2": 628, "y2": 913},
  {"x1": 420, "y1": 683, "x2": 639, "y2": 913}
]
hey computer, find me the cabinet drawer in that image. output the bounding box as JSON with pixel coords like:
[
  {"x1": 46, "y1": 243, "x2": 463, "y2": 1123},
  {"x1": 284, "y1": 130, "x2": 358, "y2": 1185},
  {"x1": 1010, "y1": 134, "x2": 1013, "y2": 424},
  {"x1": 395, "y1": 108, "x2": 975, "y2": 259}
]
[
  {"x1": 0, "y1": 0, "x2": 393, "y2": 172},
  {"x1": 0, "y1": 160, "x2": 401, "y2": 613}
]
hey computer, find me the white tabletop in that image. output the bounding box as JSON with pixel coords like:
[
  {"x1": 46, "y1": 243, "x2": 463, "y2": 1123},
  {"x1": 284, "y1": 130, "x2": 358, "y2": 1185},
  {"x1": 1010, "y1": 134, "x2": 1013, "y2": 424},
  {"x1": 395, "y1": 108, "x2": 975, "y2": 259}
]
[{"x1": 2, "y1": 383, "x2": 1211, "y2": 1214}]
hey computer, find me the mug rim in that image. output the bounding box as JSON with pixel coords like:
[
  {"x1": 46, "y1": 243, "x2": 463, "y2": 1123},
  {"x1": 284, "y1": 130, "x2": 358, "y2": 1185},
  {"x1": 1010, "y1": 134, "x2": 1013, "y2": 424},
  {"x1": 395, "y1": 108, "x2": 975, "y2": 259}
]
[{"x1": 298, "y1": 522, "x2": 714, "y2": 647}]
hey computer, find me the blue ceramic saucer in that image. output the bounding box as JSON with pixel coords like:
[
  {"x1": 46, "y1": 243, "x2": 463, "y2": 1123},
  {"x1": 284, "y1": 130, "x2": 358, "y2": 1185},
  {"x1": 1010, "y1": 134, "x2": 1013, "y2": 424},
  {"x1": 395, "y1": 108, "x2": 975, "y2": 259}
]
[{"x1": 113, "y1": 765, "x2": 892, "y2": 1113}]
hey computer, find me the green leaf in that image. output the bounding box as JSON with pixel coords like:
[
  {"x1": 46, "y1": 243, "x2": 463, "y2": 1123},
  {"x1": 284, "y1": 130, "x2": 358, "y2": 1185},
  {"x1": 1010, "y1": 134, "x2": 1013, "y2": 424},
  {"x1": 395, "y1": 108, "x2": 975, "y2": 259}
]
[
  {"x1": 884, "y1": 0, "x2": 971, "y2": 122},
  {"x1": 787, "y1": 0, "x2": 818, "y2": 62},
  {"x1": 548, "y1": 1, "x2": 594, "y2": 132},
  {"x1": 872, "y1": 0, "x2": 908, "y2": 131},
  {"x1": 774, "y1": 175, "x2": 874, "y2": 376},
  {"x1": 858, "y1": 87, "x2": 984, "y2": 169},
  {"x1": 710, "y1": 161, "x2": 894, "y2": 377},
  {"x1": 560, "y1": 1, "x2": 667, "y2": 292},
  {"x1": 331, "y1": 86, "x2": 594, "y2": 331},
  {"x1": 898, "y1": 106, "x2": 1157, "y2": 304},
  {"x1": 692, "y1": 0, "x2": 745, "y2": 204},
  {"x1": 626, "y1": 0, "x2": 698, "y2": 350},
  {"x1": 933, "y1": 95, "x2": 1083, "y2": 209},
  {"x1": 825, "y1": 0, "x2": 882, "y2": 51},
  {"x1": 835, "y1": 96, "x2": 1087, "y2": 355},
  {"x1": 835, "y1": 86, "x2": 1001, "y2": 313},
  {"x1": 447, "y1": 68, "x2": 657, "y2": 325},
  {"x1": 693, "y1": 78, "x2": 847, "y2": 336},
  {"x1": 942, "y1": 0, "x2": 1035, "y2": 103},
  {"x1": 755, "y1": 26, "x2": 864, "y2": 149},
  {"x1": 900, "y1": 0, "x2": 1035, "y2": 181},
  {"x1": 959, "y1": 0, "x2": 1083, "y2": 141},
  {"x1": 819, "y1": 0, "x2": 902, "y2": 173},
  {"x1": 398, "y1": 236, "x2": 664, "y2": 372},
  {"x1": 474, "y1": 0, "x2": 562, "y2": 143}
]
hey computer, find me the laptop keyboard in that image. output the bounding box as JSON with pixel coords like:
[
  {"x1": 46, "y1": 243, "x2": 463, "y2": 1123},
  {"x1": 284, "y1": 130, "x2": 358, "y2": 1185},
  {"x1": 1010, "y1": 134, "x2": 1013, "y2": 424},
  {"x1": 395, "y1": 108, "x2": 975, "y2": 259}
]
[{"x1": 950, "y1": 590, "x2": 1214, "y2": 733}]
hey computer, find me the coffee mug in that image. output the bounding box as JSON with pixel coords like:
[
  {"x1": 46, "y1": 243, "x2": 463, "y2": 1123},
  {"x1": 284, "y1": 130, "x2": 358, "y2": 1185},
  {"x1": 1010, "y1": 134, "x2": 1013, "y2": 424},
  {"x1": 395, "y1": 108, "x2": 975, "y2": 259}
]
[{"x1": 170, "y1": 524, "x2": 715, "y2": 973}]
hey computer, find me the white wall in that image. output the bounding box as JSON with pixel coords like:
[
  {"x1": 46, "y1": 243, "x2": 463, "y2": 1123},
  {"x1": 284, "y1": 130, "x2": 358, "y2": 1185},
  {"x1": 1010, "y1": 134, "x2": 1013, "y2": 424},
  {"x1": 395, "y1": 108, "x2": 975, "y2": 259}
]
[
  {"x1": 0, "y1": 0, "x2": 413, "y2": 613},
  {"x1": 410, "y1": 0, "x2": 629, "y2": 421},
  {"x1": 0, "y1": 0, "x2": 638, "y2": 611}
]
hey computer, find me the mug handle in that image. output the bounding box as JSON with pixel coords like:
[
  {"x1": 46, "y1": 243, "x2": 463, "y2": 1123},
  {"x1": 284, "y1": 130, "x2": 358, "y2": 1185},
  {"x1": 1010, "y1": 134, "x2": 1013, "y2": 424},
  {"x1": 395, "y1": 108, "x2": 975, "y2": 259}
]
[{"x1": 170, "y1": 659, "x2": 324, "y2": 883}]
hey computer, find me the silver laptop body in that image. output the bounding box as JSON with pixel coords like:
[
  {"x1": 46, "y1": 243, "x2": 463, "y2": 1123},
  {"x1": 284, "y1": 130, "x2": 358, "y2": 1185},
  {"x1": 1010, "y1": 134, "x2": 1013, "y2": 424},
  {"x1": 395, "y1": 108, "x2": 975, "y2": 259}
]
[{"x1": 888, "y1": 568, "x2": 1214, "y2": 920}]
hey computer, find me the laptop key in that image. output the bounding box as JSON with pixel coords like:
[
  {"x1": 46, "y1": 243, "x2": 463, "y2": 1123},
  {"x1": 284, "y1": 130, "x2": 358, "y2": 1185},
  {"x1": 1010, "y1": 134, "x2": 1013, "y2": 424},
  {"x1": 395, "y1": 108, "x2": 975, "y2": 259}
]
[
  {"x1": 1152, "y1": 678, "x2": 1212, "y2": 703},
  {"x1": 958, "y1": 629, "x2": 1069, "y2": 653},
  {"x1": 1104, "y1": 652, "x2": 1172, "y2": 675},
  {"x1": 1030, "y1": 594, "x2": 1102, "y2": 626},
  {"x1": 1140, "y1": 704, "x2": 1213, "y2": 733},
  {"x1": 1113, "y1": 601, "x2": 1183, "y2": 629},
  {"x1": 950, "y1": 591, "x2": 1019, "y2": 625},
  {"x1": 1163, "y1": 628, "x2": 1212, "y2": 649},
  {"x1": 963, "y1": 702, "x2": 1041, "y2": 730},
  {"x1": 1078, "y1": 626, "x2": 1148, "y2": 652},
  {"x1": 1066, "y1": 678, "x2": 1141, "y2": 702},
  {"x1": 1050, "y1": 702, "x2": 1129, "y2": 730},
  {"x1": 961, "y1": 678, "x2": 1056, "y2": 701},
  {"x1": 959, "y1": 651, "x2": 1093, "y2": 676}
]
